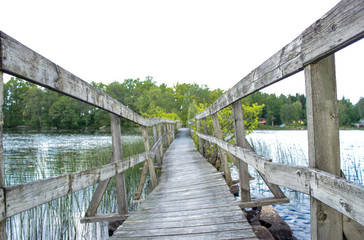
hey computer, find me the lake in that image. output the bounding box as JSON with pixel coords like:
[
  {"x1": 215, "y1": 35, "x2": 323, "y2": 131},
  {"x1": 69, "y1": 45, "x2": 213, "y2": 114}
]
[
  {"x1": 3, "y1": 129, "x2": 363, "y2": 239},
  {"x1": 243, "y1": 130, "x2": 364, "y2": 239}
]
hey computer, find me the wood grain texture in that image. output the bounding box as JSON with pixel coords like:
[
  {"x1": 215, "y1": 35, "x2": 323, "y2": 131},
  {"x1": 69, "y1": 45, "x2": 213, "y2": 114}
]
[
  {"x1": 4, "y1": 151, "x2": 149, "y2": 218},
  {"x1": 195, "y1": 0, "x2": 364, "y2": 120},
  {"x1": 197, "y1": 132, "x2": 364, "y2": 226},
  {"x1": 0, "y1": 32, "x2": 175, "y2": 127},
  {"x1": 232, "y1": 100, "x2": 251, "y2": 202},
  {"x1": 305, "y1": 55, "x2": 342, "y2": 240},
  {"x1": 110, "y1": 129, "x2": 257, "y2": 240}
]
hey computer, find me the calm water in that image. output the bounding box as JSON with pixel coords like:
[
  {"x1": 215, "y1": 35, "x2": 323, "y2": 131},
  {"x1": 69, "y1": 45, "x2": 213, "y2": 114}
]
[
  {"x1": 3, "y1": 129, "x2": 363, "y2": 239},
  {"x1": 241, "y1": 130, "x2": 364, "y2": 240},
  {"x1": 3, "y1": 129, "x2": 149, "y2": 240}
]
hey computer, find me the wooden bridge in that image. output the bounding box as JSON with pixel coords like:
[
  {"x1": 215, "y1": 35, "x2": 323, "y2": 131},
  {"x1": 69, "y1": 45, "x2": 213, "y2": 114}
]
[
  {"x1": 110, "y1": 128, "x2": 257, "y2": 239},
  {"x1": 0, "y1": 0, "x2": 363, "y2": 239}
]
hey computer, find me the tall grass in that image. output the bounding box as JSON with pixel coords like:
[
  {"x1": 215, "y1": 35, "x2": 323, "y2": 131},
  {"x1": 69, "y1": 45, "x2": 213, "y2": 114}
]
[{"x1": 5, "y1": 135, "x2": 150, "y2": 240}]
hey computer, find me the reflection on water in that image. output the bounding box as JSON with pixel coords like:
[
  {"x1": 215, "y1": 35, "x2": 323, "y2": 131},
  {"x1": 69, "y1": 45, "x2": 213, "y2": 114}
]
[
  {"x1": 236, "y1": 130, "x2": 364, "y2": 240},
  {"x1": 3, "y1": 129, "x2": 149, "y2": 240}
]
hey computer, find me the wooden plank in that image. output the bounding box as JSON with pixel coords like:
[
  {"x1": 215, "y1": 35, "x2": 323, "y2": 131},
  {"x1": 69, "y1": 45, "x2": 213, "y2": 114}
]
[
  {"x1": 239, "y1": 197, "x2": 289, "y2": 209},
  {"x1": 80, "y1": 213, "x2": 128, "y2": 223},
  {"x1": 195, "y1": 0, "x2": 364, "y2": 120},
  {"x1": 120, "y1": 215, "x2": 248, "y2": 230},
  {"x1": 5, "y1": 151, "x2": 147, "y2": 218},
  {"x1": 198, "y1": 132, "x2": 364, "y2": 225},
  {"x1": 113, "y1": 129, "x2": 257, "y2": 239},
  {"x1": 210, "y1": 113, "x2": 232, "y2": 185},
  {"x1": 305, "y1": 54, "x2": 342, "y2": 240},
  {"x1": 111, "y1": 229, "x2": 257, "y2": 240},
  {"x1": 113, "y1": 222, "x2": 252, "y2": 237},
  {"x1": 0, "y1": 71, "x2": 5, "y2": 237},
  {"x1": 232, "y1": 100, "x2": 251, "y2": 202},
  {"x1": 0, "y1": 32, "x2": 175, "y2": 127}
]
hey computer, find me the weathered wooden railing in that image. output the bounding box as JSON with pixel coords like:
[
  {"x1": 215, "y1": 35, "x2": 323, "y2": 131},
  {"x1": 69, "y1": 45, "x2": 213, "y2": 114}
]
[
  {"x1": 193, "y1": 1, "x2": 364, "y2": 239},
  {"x1": 0, "y1": 31, "x2": 180, "y2": 237}
]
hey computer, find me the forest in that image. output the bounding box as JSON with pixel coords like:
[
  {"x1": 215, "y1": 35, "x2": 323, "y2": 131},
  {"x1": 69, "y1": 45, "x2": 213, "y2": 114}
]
[{"x1": 3, "y1": 76, "x2": 364, "y2": 129}]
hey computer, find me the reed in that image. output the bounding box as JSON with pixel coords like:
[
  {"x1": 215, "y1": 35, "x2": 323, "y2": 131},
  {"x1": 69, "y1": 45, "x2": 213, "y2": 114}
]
[{"x1": 5, "y1": 134, "x2": 148, "y2": 240}]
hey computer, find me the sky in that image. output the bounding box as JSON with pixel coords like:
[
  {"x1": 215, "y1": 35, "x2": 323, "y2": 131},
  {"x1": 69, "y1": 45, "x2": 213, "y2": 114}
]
[{"x1": 0, "y1": 0, "x2": 363, "y2": 104}]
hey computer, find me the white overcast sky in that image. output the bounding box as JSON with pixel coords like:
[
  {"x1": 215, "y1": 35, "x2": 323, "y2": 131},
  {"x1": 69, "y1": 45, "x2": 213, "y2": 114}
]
[{"x1": 1, "y1": 0, "x2": 363, "y2": 103}]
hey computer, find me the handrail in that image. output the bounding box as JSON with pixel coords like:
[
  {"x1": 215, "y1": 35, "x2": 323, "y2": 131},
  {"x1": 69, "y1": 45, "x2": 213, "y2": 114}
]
[
  {"x1": 192, "y1": 0, "x2": 364, "y2": 238},
  {"x1": 197, "y1": 132, "x2": 364, "y2": 226},
  {"x1": 195, "y1": 0, "x2": 364, "y2": 120},
  {"x1": 0, "y1": 31, "x2": 175, "y2": 127},
  {"x1": 1, "y1": 126, "x2": 171, "y2": 221},
  {"x1": 0, "y1": 26, "x2": 180, "y2": 233}
]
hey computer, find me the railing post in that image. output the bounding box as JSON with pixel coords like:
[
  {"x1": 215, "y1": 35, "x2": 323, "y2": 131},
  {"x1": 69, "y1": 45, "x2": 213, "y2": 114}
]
[
  {"x1": 196, "y1": 119, "x2": 204, "y2": 154},
  {"x1": 141, "y1": 126, "x2": 158, "y2": 187},
  {"x1": 163, "y1": 124, "x2": 168, "y2": 149},
  {"x1": 211, "y1": 113, "x2": 232, "y2": 186},
  {"x1": 152, "y1": 125, "x2": 162, "y2": 166},
  {"x1": 232, "y1": 100, "x2": 251, "y2": 202},
  {"x1": 0, "y1": 72, "x2": 6, "y2": 238},
  {"x1": 110, "y1": 114, "x2": 128, "y2": 215},
  {"x1": 305, "y1": 54, "x2": 342, "y2": 240},
  {"x1": 157, "y1": 124, "x2": 163, "y2": 159},
  {"x1": 202, "y1": 119, "x2": 209, "y2": 158}
]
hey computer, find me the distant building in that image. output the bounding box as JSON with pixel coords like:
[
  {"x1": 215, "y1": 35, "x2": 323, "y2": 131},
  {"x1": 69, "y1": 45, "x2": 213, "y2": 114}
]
[
  {"x1": 353, "y1": 119, "x2": 364, "y2": 128},
  {"x1": 258, "y1": 118, "x2": 267, "y2": 125}
]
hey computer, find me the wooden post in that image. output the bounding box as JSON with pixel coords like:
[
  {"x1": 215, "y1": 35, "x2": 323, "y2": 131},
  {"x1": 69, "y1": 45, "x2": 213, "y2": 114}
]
[
  {"x1": 0, "y1": 72, "x2": 6, "y2": 238},
  {"x1": 141, "y1": 126, "x2": 158, "y2": 187},
  {"x1": 152, "y1": 125, "x2": 162, "y2": 166},
  {"x1": 196, "y1": 119, "x2": 204, "y2": 154},
  {"x1": 202, "y1": 119, "x2": 209, "y2": 158},
  {"x1": 232, "y1": 100, "x2": 251, "y2": 202},
  {"x1": 157, "y1": 124, "x2": 163, "y2": 159},
  {"x1": 163, "y1": 124, "x2": 168, "y2": 149},
  {"x1": 305, "y1": 54, "x2": 342, "y2": 240},
  {"x1": 211, "y1": 113, "x2": 232, "y2": 186},
  {"x1": 110, "y1": 114, "x2": 128, "y2": 215},
  {"x1": 85, "y1": 155, "x2": 113, "y2": 217}
]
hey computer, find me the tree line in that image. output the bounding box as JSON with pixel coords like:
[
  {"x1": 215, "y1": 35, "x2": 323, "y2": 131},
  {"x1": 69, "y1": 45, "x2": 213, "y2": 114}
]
[{"x1": 3, "y1": 76, "x2": 363, "y2": 129}]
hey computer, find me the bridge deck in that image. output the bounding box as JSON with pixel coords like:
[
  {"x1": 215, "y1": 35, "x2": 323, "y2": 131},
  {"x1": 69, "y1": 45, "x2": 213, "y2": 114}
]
[{"x1": 110, "y1": 129, "x2": 257, "y2": 240}]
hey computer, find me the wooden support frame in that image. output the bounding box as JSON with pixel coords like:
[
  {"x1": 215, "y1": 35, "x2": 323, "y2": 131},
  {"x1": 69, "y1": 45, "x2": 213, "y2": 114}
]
[
  {"x1": 196, "y1": 119, "x2": 204, "y2": 155},
  {"x1": 157, "y1": 124, "x2": 164, "y2": 160},
  {"x1": 110, "y1": 114, "x2": 128, "y2": 215},
  {"x1": 152, "y1": 125, "x2": 162, "y2": 166},
  {"x1": 202, "y1": 119, "x2": 209, "y2": 157},
  {"x1": 0, "y1": 71, "x2": 5, "y2": 238},
  {"x1": 210, "y1": 113, "x2": 232, "y2": 186},
  {"x1": 305, "y1": 54, "x2": 343, "y2": 240},
  {"x1": 232, "y1": 100, "x2": 251, "y2": 202},
  {"x1": 135, "y1": 126, "x2": 158, "y2": 200}
]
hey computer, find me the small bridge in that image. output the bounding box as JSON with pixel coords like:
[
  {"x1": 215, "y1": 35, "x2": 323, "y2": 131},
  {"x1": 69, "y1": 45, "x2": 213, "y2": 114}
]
[
  {"x1": 0, "y1": 1, "x2": 363, "y2": 239},
  {"x1": 110, "y1": 129, "x2": 257, "y2": 239}
]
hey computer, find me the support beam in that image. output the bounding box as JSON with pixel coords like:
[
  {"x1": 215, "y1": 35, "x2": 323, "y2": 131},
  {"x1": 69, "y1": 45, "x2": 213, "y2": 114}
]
[
  {"x1": 210, "y1": 113, "x2": 232, "y2": 186},
  {"x1": 85, "y1": 154, "x2": 113, "y2": 217},
  {"x1": 196, "y1": 119, "x2": 204, "y2": 155},
  {"x1": 157, "y1": 124, "x2": 164, "y2": 159},
  {"x1": 202, "y1": 119, "x2": 209, "y2": 158},
  {"x1": 141, "y1": 126, "x2": 158, "y2": 187},
  {"x1": 152, "y1": 125, "x2": 162, "y2": 166},
  {"x1": 0, "y1": 72, "x2": 5, "y2": 238},
  {"x1": 110, "y1": 114, "x2": 128, "y2": 215},
  {"x1": 305, "y1": 54, "x2": 342, "y2": 240},
  {"x1": 232, "y1": 100, "x2": 251, "y2": 202}
]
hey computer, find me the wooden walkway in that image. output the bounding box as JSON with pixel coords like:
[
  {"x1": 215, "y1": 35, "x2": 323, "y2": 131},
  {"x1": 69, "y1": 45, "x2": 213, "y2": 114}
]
[{"x1": 110, "y1": 129, "x2": 257, "y2": 240}]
